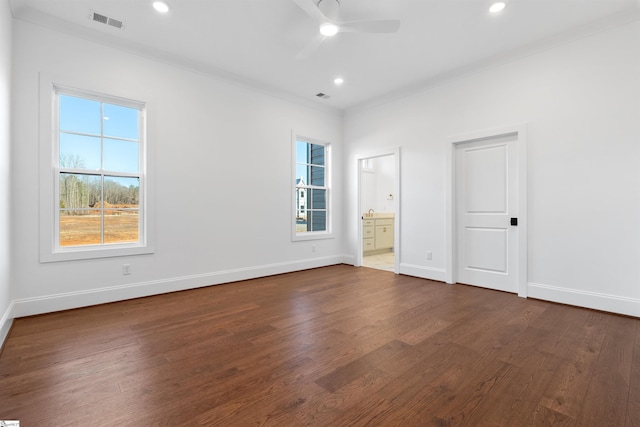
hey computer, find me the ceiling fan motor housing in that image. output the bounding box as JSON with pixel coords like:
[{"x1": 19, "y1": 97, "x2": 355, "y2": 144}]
[{"x1": 317, "y1": 0, "x2": 341, "y2": 21}]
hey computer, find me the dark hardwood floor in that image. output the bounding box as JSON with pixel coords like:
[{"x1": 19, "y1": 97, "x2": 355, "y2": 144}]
[{"x1": 0, "y1": 264, "x2": 638, "y2": 426}]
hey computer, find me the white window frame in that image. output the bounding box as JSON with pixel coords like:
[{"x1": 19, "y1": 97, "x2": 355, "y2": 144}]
[
  {"x1": 39, "y1": 74, "x2": 155, "y2": 262},
  {"x1": 292, "y1": 132, "x2": 333, "y2": 241}
]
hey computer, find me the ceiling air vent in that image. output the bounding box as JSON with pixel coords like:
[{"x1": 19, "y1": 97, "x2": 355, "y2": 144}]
[
  {"x1": 90, "y1": 11, "x2": 125, "y2": 29},
  {"x1": 316, "y1": 93, "x2": 330, "y2": 99},
  {"x1": 107, "y1": 17, "x2": 124, "y2": 29}
]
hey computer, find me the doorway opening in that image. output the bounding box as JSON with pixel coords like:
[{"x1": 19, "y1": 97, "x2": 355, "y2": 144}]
[{"x1": 357, "y1": 149, "x2": 400, "y2": 273}]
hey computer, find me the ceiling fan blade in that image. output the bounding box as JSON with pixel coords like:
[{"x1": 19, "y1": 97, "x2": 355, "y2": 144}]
[
  {"x1": 294, "y1": 0, "x2": 330, "y2": 24},
  {"x1": 339, "y1": 19, "x2": 401, "y2": 34},
  {"x1": 296, "y1": 34, "x2": 327, "y2": 60}
]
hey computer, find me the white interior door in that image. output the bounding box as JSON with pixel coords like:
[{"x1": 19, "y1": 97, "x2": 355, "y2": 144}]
[{"x1": 455, "y1": 133, "x2": 518, "y2": 293}]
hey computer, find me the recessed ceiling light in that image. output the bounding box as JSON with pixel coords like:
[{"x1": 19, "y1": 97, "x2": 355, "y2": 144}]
[
  {"x1": 320, "y1": 23, "x2": 339, "y2": 37},
  {"x1": 489, "y1": 2, "x2": 506, "y2": 13},
  {"x1": 153, "y1": 1, "x2": 170, "y2": 13},
  {"x1": 334, "y1": 77, "x2": 344, "y2": 85}
]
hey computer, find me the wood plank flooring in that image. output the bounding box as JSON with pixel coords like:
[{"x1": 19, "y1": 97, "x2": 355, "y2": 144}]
[{"x1": 0, "y1": 264, "x2": 638, "y2": 426}]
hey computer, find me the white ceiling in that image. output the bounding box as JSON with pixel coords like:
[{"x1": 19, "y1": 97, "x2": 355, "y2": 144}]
[{"x1": 9, "y1": 0, "x2": 640, "y2": 111}]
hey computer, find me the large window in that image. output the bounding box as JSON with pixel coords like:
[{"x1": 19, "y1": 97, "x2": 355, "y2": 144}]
[
  {"x1": 40, "y1": 80, "x2": 153, "y2": 262},
  {"x1": 294, "y1": 136, "x2": 331, "y2": 239},
  {"x1": 57, "y1": 90, "x2": 143, "y2": 247}
]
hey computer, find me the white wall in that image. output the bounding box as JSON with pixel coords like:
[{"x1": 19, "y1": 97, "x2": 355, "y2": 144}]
[
  {"x1": 10, "y1": 20, "x2": 344, "y2": 317},
  {"x1": 344, "y1": 20, "x2": 640, "y2": 316},
  {"x1": 0, "y1": 0, "x2": 12, "y2": 343},
  {"x1": 361, "y1": 165, "x2": 376, "y2": 214},
  {"x1": 375, "y1": 155, "x2": 395, "y2": 213},
  {"x1": 360, "y1": 155, "x2": 396, "y2": 214}
]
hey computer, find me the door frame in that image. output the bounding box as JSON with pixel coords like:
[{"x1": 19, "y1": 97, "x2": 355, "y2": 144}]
[
  {"x1": 445, "y1": 125, "x2": 528, "y2": 297},
  {"x1": 355, "y1": 147, "x2": 401, "y2": 274}
]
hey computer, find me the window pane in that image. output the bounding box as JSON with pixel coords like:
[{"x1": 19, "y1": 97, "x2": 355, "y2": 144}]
[
  {"x1": 310, "y1": 144, "x2": 325, "y2": 165},
  {"x1": 104, "y1": 176, "x2": 139, "y2": 207},
  {"x1": 104, "y1": 103, "x2": 139, "y2": 140},
  {"x1": 59, "y1": 173, "x2": 101, "y2": 210},
  {"x1": 310, "y1": 189, "x2": 326, "y2": 209},
  {"x1": 295, "y1": 214, "x2": 307, "y2": 232},
  {"x1": 295, "y1": 186, "x2": 307, "y2": 227},
  {"x1": 310, "y1": 165, "x2": 325, "y2": 186},
  {"x1": 104, "y1": 139, "x2": 139, "y2": 173},
  {"x1": 59, "y1": 95, "x2": 101, "y2": 135},
  {"x1": 59, "y1": 210, "x2": 101, "y2": 246},
  {"x1": 296, "y1": 141, "x2": 309, "y2": 163},
  {"x1": 296, "y1": 164, "x2": 308, "y2": 184},
  {"x1": 59, "y1": 133, "x2": 101, "y2": 170},
  {"x1": 310, "y1": 211, "x2": 326, "y2": 232},
  {"x1": 104, "y1": 210, "x2": 139, "y2": 244}
]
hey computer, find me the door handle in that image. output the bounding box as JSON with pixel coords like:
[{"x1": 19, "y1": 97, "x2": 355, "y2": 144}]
[{"x1": 510, "y1": 218, "x2": 518, "y2": 226}]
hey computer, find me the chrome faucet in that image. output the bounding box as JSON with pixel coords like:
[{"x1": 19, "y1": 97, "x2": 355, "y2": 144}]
[{"x1": 368, "y1": 209, "x2": 374, "y2": 216}]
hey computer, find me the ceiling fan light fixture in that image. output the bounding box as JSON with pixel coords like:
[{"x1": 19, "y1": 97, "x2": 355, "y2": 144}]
[
  {"x1": 294, "y1": 0, "x2": 400, "y2": 59},
  {"x1": 320, "y1": 23, "x2": 339, "y2": 36},
  {"x1": 153, "y1": 1, "x2": 170, "y2": 13},
  {"x1": 489, "y1": 2, "x2": 506, "y2": 13}
]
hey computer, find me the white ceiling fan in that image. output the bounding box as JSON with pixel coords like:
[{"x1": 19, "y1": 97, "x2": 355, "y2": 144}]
[{"x1": 294, "y1": 0, "x2": 401, "y2": 59}]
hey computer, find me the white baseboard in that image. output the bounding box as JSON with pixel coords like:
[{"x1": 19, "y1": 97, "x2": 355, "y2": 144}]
[
  {"x1": 527, "y1": 282, "x2": 640, "y2": 318},
  {"x1": 399, "y1": 263, "x2": 447, "y2": 282},
  {"x1": 10, "y1": 255, "x2": 345, "y2": 319},
  {"x1": 341, "y1": 254, "x2": 356, "y2": 266},
  {"x1": 0, "y1": 301, "x2": 14, "y2": 349}
]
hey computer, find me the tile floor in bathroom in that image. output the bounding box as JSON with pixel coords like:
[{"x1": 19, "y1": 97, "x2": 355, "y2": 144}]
[{"x1": 362, "y1": 250, "x2": 395, "y2": 272}]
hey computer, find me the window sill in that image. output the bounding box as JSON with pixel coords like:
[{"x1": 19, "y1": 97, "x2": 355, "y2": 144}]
[
  {"x1": 40, "y1": 244, "x2": 154, "y2": 263},
  {"x1": 292, "y1": 232, "x2": 334, "y2": 242}
]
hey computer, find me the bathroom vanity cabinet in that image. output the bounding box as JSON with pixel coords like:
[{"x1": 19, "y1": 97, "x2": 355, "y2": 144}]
[{"x1": 362, "y1": 216, "x2": 394, "y2": 253}]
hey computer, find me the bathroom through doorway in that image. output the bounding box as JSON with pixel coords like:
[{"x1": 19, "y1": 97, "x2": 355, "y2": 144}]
[{"x1": 357, "y1": 149, "x2": 399, "y2": 273}]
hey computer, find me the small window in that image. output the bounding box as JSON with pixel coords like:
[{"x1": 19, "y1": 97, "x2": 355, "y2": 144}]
[{"x1": 293, "y1": 135, "x2": 331, "y2": 240}]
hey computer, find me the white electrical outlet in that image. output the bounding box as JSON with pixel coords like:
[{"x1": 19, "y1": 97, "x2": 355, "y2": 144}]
[
  {"x1": 122, "y1": 264, "x2": 131, "y2": 275},
  {"x1": 312, "y1": 244, "x2": 317, "y2": 253},
  {"x1": 426, "y1": 251, "x2": 432, "y2": 260}
]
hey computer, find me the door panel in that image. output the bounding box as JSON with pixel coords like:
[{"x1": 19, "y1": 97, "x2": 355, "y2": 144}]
[
  {"x1": 456, "y1": 134, "x2": 518, "y2": 293},
  {"x1": 465, "y1": 227, "x2": 507, "y2": 272},
  {"x1": 465, "y1": 145, "x2": 507, "y2": 213}
]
